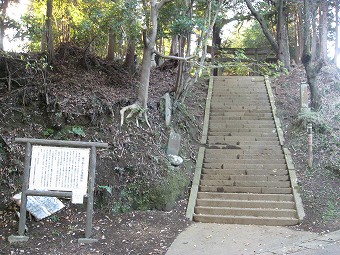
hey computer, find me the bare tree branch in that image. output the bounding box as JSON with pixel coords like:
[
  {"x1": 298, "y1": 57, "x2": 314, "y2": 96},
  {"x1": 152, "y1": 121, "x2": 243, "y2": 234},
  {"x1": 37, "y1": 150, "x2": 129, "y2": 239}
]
[{"x1": 153, "y1": 49, "x2": 195, "y2": 61}]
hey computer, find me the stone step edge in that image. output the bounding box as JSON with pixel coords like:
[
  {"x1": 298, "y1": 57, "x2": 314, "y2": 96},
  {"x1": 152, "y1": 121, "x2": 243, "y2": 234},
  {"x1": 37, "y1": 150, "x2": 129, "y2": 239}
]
[{"x1": 264, "y1": 77, "x2": 305, "y2": 223}]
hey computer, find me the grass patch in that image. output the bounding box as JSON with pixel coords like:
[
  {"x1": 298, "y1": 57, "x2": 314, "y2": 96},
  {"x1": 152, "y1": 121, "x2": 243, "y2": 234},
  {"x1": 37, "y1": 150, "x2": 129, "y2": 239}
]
[{"x1": 322, "y1": 201, "x2": 339, "y2": 221}]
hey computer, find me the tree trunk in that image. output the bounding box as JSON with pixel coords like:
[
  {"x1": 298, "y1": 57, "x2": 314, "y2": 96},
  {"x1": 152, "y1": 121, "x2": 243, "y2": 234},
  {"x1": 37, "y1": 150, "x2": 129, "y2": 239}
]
[
  {"x1": 311, "y1": 7, "x2": 317, "y2": 61},
  {"x1": 120, "y1": 0, "x2": 172, "y2": 127},
  {"x1": 319, "y1": 0, "x2": 328, "y2": 63},
  {"x1": 293, "y1": 10, "x2": 303, "y2": 64},
  {"x1": 0, "y1": 16, "x2": 4, "y2": 51},
  {"x1": 46, "y1": 0, "x2": 54, "y2": 64},
  {"x1": 118, "y1": 38, "x2": 123, "y2": 59},
  {"x1": 123, "y1": 39, "x2": 136, "y2": 74},
  {"x1": 138, "y1": 40, "x2": 152, "y2": 108},
  {"x1": 107, "y1": 31, "x2": 116, "y2": 61},
  {"x1": 335, "y1": 0, "x2": 339, "y2": 65},
  {"x1": 170, "y1": 35, "x2": 178, "y2": 55},
  {"x1": 185, "y1": 1, "x2": 193, "y2": 58},
  {"x1": 212, "y1": 23, "x2": 222, "y2": 76},
  {"x1": 276, "y1": 0, "x2": 290, "y2": 69},
  {"x1": 137, "y1": 0, "x2": 164, "y2": 108},
  {"x1": 302, "y1": 0, "x2": 322, "y2": 110},
  {"x1": 174, "y1": 36, "x2": 184, "y2": 93},
  {"x1": 0, "y1": 0, "x2": 9, "y2": 51}
]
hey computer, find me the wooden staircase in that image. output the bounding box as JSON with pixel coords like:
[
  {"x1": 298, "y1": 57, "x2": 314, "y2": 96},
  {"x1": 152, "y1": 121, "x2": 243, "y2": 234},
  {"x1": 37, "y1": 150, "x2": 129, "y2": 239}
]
[{"x1": 186, "y1": 76, "x2": 304, "y2": 226}]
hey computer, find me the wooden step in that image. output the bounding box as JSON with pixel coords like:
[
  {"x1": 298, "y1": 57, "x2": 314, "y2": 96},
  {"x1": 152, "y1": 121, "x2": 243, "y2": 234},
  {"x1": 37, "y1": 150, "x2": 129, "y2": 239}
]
[
  {"x1": 212, "y1": 89, "x2": 266, "y2": 93},
  {"x1": 201, "y1": 169, "x2": 289, "y2": 176},
  {"x1": 196, "y1": 199, "x2": 295, "y2": 210},
  {"x1": 210, "y1": 116, "x2": 274, "y2": 121},
  {"x1": 204, "y1": 154, "x2": 285, "y2": 160},
  {"x1": 210, "y1": 106, "x2": 271, "y2": 111},
  {"x1": 203, "y1": 158, "x2": 286, "y2": 165},
  {"x1": 211, "y1": 101, "x2": 269, "y2": 105},
  {"x1": 201, "y1": 174, "x2": 289, "y2": 182},
  {"x1": 195, "y1": 206, "x2": 297, "y2": 218},
  {"x1": 207, "y1": 131, "x2": 277, "y2": 137},
  {"x1": 200, "y1": 180, "x2": 291, "y2": 188},
  {"x1": 213, "y1": 87, "x2": 266, "y2": 91},
  {"x1": 205, "y1": 143, "x2": 282, "y2": 150},
  {"x1": 197, "y1": 192, "x2": 294, "y2": 202},
  {"x1": 210, "y1": 123, "x2": 276, "y2": 129},
  {"x1": 209, "y1": 119, "x2": 274, "y2": 124},
  {"x1": 199, "y1": 186, "x2": 292, "y2": 194},
  {"x1": 207, "y1": 136, "x2": 279, "y2": 143},
  {"x1": 207, "y1": 127, "x2": 277, "y2": 132},
  {"x1": 212, "y1": 95, "x2": 269, "y2": 100},
  {"x1": 204, "y1": 148, "x2": 284, "y2": 155},
  {"x1": 212, "y1": 100, "x2": 268, "y2": 103},
  {"x1": 203, "y1": 163, "x2": 287, "y2": 169},
  {"x1": 193, "y1": 214, "x2": 299, "y2": 226},
  {"x1": 207, "y1": 141, "x2": 280, "y2": 147},
  {"x1": 210, "y1": 112, "x2": 273, "y2": 117}
]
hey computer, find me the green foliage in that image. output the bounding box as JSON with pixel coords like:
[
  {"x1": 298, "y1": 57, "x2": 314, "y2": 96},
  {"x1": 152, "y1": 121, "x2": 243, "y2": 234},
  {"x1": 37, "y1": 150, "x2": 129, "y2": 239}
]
[
  {"x1": 217, "y1": 49, "x2": 284, "y2": 77},
  {"x1": 68, "y1": 125, "x2": 85, "y2": 137},
  {"x1": 19, "y1": 0, "x2": 143, "y2": 56},
  {"x1": 148, "y1": 167, "x2": 189, "y2": 211},
  {"x1": 170, "y1": 15, "x2": 196, "y2": 36},
  {"x1": 42, "y1": 128, "x2": 54, "y2": 137},
  {"x1": 218, "y1": 49, "x2": 252, "y2": 76},
  {"x1": 257, "y1": 61, "x2": 287, "y2": 77},
  {"x1": 49, "y1": 215, "x2": 60, "y2": 222},
  {"x1": 98, "y1": 185, "x2": 112, "y2": 195},
  {"x1": 227, "y1": 21, "x2": 271, "y2": 49},
  {"x1": 297, "y1": 109, "x2": 330, "y2": 133},
  {"x1": 111, "y1": 165, "x2": 189, "y2": 214}
]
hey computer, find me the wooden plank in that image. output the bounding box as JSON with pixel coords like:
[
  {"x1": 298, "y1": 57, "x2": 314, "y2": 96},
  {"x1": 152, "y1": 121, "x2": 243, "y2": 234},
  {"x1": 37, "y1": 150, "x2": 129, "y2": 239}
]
[{"x1": 15, "y1": 138, "x2": 108, "y2": 148}]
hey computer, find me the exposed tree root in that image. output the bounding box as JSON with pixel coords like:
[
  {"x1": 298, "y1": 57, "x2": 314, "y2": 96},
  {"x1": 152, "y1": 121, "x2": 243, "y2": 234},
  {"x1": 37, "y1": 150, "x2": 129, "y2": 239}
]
[{"x1": 120, "y1": 102, "x2": 151, "y2": 128}]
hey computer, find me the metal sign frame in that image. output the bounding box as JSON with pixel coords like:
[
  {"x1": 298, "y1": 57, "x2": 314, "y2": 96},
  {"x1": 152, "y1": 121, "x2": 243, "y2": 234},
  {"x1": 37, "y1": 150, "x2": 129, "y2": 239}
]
[{"x1": 8, "y1": 138, "x2": 108, "y2": 244}]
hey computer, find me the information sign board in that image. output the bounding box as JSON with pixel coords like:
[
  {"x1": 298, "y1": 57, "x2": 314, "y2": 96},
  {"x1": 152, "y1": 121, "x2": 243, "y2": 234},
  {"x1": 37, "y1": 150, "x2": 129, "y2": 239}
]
[{"x1": 29, "y1": 146, "x2": 90, "y2": 203}]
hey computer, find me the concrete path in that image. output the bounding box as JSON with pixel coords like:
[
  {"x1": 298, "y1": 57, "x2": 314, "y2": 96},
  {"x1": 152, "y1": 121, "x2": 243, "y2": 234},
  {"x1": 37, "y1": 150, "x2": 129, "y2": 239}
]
[{"x1": 166, "y1": 223, "x2": 340, "y2": 255}]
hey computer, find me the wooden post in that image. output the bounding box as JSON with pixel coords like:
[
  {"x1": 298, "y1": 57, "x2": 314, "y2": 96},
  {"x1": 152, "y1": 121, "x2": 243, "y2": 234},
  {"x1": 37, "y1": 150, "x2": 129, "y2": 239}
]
[
  {"x1": 18, "y1": 143, "x2": 32, "y2": 237},
  {"x1": 307, "y1": 123, "x2": 313, "y2": 168},
  {"x1": 79, "y1": 146, "x2": 97, "y2": 243}
]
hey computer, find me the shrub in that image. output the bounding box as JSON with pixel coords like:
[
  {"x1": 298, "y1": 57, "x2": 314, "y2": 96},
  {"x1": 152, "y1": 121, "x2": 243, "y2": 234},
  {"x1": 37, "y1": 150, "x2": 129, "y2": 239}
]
[{"x1": 297, "y1": 109, "x2": 330, "y2": 133}]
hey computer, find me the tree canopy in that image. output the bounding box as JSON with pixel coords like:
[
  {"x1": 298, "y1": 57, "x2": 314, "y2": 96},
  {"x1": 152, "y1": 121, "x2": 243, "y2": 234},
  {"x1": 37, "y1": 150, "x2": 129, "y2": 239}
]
[{"x1": 1, "y1": 0, "x2": 339, "y2": 113}]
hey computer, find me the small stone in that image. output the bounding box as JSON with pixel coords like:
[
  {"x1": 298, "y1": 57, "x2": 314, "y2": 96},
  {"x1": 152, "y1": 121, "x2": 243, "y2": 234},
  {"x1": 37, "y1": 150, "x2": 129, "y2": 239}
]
[{"x1": 167, "y1": 154, "x2": 183, "y2": 166}]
